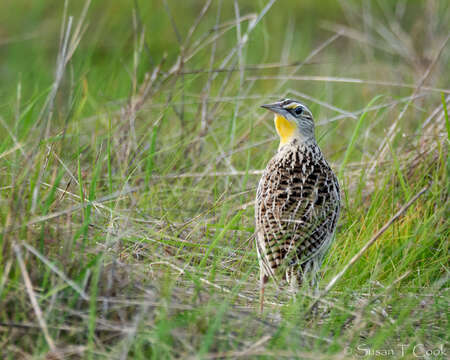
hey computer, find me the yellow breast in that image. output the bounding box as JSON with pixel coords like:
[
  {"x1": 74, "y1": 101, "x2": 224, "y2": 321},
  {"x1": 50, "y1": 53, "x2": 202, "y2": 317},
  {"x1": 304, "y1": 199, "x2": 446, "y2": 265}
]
[{"x1": 274, "y1": 114, "x2": 297, "y2": 146}]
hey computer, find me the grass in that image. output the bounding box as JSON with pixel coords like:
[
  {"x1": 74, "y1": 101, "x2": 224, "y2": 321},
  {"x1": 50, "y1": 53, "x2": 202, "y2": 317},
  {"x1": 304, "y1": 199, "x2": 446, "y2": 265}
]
[{"x1": 0, "y1": 0, "x2": 449, "y2": 359}]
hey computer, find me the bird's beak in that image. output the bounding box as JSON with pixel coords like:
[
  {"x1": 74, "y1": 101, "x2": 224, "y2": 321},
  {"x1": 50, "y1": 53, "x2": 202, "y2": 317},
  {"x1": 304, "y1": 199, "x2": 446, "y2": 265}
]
[{"x1": 261, "y1": 101, "x2": 284, "y2": 115}]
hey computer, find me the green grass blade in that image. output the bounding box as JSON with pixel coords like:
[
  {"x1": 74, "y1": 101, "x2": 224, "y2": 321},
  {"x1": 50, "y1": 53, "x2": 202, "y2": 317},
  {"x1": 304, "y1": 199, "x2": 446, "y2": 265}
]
[{"x1": 338, "y1": 95, "x2": 383, "y2": 179}]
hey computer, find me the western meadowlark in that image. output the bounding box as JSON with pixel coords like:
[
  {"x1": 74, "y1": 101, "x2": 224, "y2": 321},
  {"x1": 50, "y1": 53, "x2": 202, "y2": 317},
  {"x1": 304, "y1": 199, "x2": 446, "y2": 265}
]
[{"x1": 255, "y1": 99, "x2": 340, "y2": 311}]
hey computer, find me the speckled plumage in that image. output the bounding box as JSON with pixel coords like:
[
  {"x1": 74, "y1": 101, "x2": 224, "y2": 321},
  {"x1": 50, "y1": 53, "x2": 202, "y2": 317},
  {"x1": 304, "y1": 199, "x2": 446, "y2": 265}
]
[{"x1": 255, "y1": 102, "x2": 340, "y2": 295}]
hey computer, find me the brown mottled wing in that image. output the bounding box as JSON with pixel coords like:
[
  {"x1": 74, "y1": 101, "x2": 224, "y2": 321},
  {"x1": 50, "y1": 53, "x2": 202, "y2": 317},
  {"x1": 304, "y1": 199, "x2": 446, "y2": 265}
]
[{"x1": 255, "y1": 144, "x2": 340, "y2": 278}]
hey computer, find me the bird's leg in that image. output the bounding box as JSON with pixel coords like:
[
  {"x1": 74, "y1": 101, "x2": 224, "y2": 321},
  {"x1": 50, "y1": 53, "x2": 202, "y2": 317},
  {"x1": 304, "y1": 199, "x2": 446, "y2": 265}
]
[
  {"x1": 287, "y1": 267, "x2": 299, "y2": 300},
  {"x1": 259, "y1": 271, "x2": 267, "y2": 314},
  {"x1": 309, "y1": 259, "x2": 321, "y2": 296},
  {"x1": 311, "y1": 272, "x2": 320, "y2": 297}
]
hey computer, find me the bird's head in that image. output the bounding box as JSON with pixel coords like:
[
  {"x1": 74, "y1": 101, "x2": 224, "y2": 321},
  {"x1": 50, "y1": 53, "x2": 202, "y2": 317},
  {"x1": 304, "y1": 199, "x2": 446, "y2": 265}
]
[{"x1": 261, "y1": 99, "x2": 315, "y2": 147}]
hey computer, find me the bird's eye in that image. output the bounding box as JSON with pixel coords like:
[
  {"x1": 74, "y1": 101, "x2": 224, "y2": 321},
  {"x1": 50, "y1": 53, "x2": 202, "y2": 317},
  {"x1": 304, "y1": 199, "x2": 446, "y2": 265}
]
[{"x1": 294, "y1": 106, "x2": 303, "y2": 115}]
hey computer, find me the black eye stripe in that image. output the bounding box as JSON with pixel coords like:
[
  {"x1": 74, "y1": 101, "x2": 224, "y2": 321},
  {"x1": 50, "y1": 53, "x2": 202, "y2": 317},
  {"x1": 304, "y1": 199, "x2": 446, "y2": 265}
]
[
  {"x1": 279, "y1": 100, "x2": 312, "y2": 119},
  {"x1": 286, "y1": 106, "x2": 304, "y2": 116}
]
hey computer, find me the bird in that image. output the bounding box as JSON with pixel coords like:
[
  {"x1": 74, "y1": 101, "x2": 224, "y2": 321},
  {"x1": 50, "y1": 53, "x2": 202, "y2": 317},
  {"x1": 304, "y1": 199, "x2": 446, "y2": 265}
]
[{"x1": 255, "y1": 98, "x2": 340, "y2": 312}]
